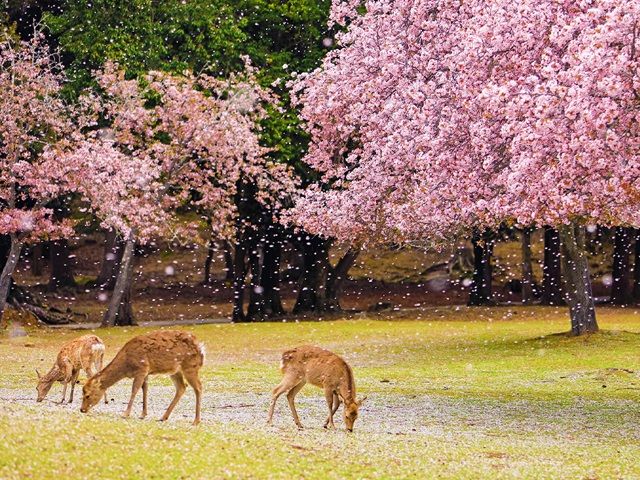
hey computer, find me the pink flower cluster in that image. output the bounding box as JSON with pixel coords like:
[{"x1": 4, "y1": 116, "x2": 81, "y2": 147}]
[
  {"x1": 71, "y1": 61, "x2": 295, "y2": 243},
  {"x1": 291, "y1": 0, "x2": 640, "y2": 246},
  {"x1": 0, "y1": 33, "x2": 295, "y2": 248},
  {"x1": 0, "y1": 34, "x2": 95, "y2": 241}
]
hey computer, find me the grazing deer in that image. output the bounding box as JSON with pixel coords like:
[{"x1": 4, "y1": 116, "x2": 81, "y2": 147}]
[
  {"x1": 36, "y1": 334, "x2": 106, "y2": 405},
  {"x1": 267, "y1": 345, "x2": 366, "y2": 431},
  {"x1": 80, "y1": 330, "x2": 205, "y2": 425}
]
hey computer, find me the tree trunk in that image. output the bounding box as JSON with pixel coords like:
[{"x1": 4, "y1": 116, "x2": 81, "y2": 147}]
[
  {"x1": 203, "y1": 240, "x2": 234, "y2": 285},
  {"x1": 293, "y1": 236, "x2": 331, "y2": 314},
  {"x1": 634, "y1": 229, "x2": 640, "y2": 304},
  {"x1": 202, "y1": 238, "x2": 216, "y2": 285},
  {"x1": 231, "y1": 231, "x2": 250, "y2": 322},
  {"x1": 521, "y1": 228, "x2": 534, "y2": 305},
  {"x1": 246, "y1": 243, "x2": 265, "y2": 321},
  {"x1": 0, "y1": 236, "x2": 74, "y2": 325},
  {"x1": 223, "y1": 241, "x2": 234, "y2": 281},
  {"x1": 260, "y1": 229, "x2": 285, "y2": 317},
  {"x1": 323, "y1": 247, "x2": 360, "y2": 311},
  {"x1": 48, "y1": 239, "x2": 76, "y2": 290},
  {"x1": 102, "y1": 232, "x2": 136, "y2": 327},
  {"x1": 468, "y1": 233, "x2": 494, "y2": 306},
  {"x1": 0, "y1": 235, "x2": 24, "y2": 318},
  {"x1": 611, "y1": 226, "x2": 633, "y2": 305},
  {"x1": 0, "y1": 237, "x2": 9, "y2": 271},
  {"x1": 113, "y1": 281, "x2": 135, "y2": 327},
  {"x1": 30, "y1": 243, "x2": 44, "y2": 277},
  {"x1": 234, "y1": 223, "x2": 287, "y2": 321},
  {"x1": 95, "y1": 229, "x2": 124, "y2": 290},
  {"x1": 540, "y1": 227, "x2": 564, "y2": 305},
  {"x1": 558, "y1": 223, "x2": 598, "y2": 335}
]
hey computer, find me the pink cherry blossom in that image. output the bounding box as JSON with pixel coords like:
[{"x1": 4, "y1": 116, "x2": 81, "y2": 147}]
[
  {"x1": 72, "y1": 61, "x2": 296, "y2": 244},
  {"x1": 290, "y1": 0, "x2": 640, "y2": 246},
  {"x1": 0, "y1": 33, "x2": 93, "y2": 241},
  {"x1": 0, "y1": 33, "x2": 95, "y2": 314}
]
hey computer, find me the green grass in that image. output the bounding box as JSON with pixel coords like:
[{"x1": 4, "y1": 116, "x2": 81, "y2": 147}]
[{"x1": 1, "y1": 306, "x2": 640, "y2": 479}]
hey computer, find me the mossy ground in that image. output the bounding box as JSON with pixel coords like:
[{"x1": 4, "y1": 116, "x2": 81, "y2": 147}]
[{"x1": 1, "y1": 306, "x2": 639, "y2": 479}]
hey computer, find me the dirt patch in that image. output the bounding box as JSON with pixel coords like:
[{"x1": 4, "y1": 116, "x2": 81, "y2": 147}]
[{"x1": 2, "y1": 385, "x2": 639, "y2": 443}]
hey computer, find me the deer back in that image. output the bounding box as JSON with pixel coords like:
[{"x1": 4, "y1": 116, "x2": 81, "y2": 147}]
[
  {"x1": 281, "y1": 345, "x2": 354, "y2": 392},
  {"x1": 115, "y1": 330, "x2": 204, "y2": 375}
]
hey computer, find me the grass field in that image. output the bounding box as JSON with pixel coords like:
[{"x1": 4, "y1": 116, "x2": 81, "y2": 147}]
[{"x1": 1, "y1": 306, "x2": 639, "y2": 479}]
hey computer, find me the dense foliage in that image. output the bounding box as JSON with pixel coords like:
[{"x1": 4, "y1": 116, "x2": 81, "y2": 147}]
[{"x1": 292, "y1": 0, "x2": 640, "y2": 243}]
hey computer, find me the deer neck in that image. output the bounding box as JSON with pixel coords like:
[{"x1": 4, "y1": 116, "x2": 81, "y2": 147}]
[
  {"x1": 338, "y1": 382, "x2": 357, "y2": 406},
  {"x1": 96, "y1": 357, "x2": 127, "y2": 390},
  {"x1": 44, "y1": 365, "x2": 63, "y2": 383}
]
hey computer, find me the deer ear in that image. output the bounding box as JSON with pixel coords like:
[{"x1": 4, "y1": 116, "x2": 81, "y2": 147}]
[
  {"x1": 358, "y1": 396, "x2": 367, "y2": 406},
  {"x1": 35, "y1": 369, "x2": 41, "y2": 380}
]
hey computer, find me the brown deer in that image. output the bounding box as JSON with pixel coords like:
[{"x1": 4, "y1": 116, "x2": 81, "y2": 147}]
[
  {"x1": 36, "y1": 334, "x2": 107, "y2": 405},
  {"x1": 267, "y1": 345, "x2": 366, "y2": 431},
  {"x1": 80, "y1": 330, "x2": 205, "y2": 425}
]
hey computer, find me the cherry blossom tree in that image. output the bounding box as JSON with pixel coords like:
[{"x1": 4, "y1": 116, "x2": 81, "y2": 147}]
[
  {"x1": 68, "y1": 62, "x2": 294, "y2": 326},
  {"x1": 0, "y1": 33, "x2": 94, "y2": 318},
  {"x1": 291, "y1": 0, "x2": 640, "y2": 335}
]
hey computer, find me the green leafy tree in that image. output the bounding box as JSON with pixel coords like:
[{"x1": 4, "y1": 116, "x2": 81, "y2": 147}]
[{"x1": 44, "y1": 0, "x2": 336, "y2": 320}]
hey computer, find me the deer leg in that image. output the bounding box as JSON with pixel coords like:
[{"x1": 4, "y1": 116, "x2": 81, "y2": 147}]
[
  {"x1": 68, "y1": 370, "x2": 80, "y2": 404},
  {"x1": 161, "y1": 373, "x2": 186, "y2": 422},
  {"x1": 95, "y1": 353, "x2": 108, "y2": 404},
  {"x1": 332, "y1": 393, "x2": 341, "y2": 415},
  {"x1": 139, "y1": 377, "x2": 149, "y2": 419},
  {"x1": 123, "y1": 374, "x2": 146, "y2": 419},
  {"x1": 324, "y1": 389, "x2": 339, "y2": 429},
  {"x1": 60, "y1": 380, "x2": 68, "y2": 404},
  {"x1": 183, "y1": 369, "x2": 203, "y2": 426},
  {"x1": 286, "y1": 381, "x2": 306, "y2": 429},
  {"x1": 267, "y1": 374, "x2": 299, "y2": 425},
  {"x1": 59, "y1": 361, "x2": 73, "y2": 404}
]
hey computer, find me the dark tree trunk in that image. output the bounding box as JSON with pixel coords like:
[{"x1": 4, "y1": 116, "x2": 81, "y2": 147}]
[
  {"x1": 113, "y1": 281, "x2": 135, "y2": 327},
  {"x1": 102, "y1": 232, "x2": 136, "y2": 327},
  {"x1": 324, "y1": 247, "x2": 360, "y2": 311},
  {"x1": 468, "y1": 233, "x2": 494, "y2": 306},
  {"x1": 232, "y1": 231, "x2": 250, "y2": 322},
  {"x1": 223, "y1": 241, "x2": 234, "y2": 281},
  {"x1": 95, "y1": 229, "x2": 124, "y2": 290},
  {"x1": 558, "y1": 223, "x2": 598, "y2": 335},
  {"x1": 611, "y1": 226, "x2": 633, "y2": 305},
  {"x1": 0, "y1": 237, "x2": 8, "y2": 271},
  {"x1": 30, "y1": 243, "x2": 44, "y2": 277},
  {"x1": 203, "y1": 240, "x2": 235, "y2": 285},
  {"x1": 246, "y1": 243, "x2": 265, "y2": 321},
  {"x1": 634, "y1": 229, "x2": 640, "y2": 304},
  {"x1": 0, "y1": 236, "x2": 73, "y2": 325},
  {"x1": 521, "y1": 228, "x2": 534, "y2": 305},
  {"x1": 202, "y1": 238, "x2": 216, "y2": 285},
  {"x1": 48, "y1": 239, "x2": 76, "y2": 290},
  {"x1": 0, "y1": 234, "x2": 24, "y2": 318},
  {"x1": 293, "y1": 236, "x2": 332, "y2": 314},
  {"x1": 233, "y1": 222, "x2": 286, "y2": 321},
  {"x1": 540, "y1": 227, "x2": 564, "y2": 305},
  {"x1": 260, "y1": 228, "x2": 285, "y2": 317}
]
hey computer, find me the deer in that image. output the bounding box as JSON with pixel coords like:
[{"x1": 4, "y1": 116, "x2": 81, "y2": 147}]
[
  {"x1": 80, "y1": 330, "x2": 205, "y2": 425},
  {"x1": 267, "y1": 345, "x2": 366, "y2": 432},
  {"x1": 36, "y1": 334, "x2": 107, "y2": 405}
]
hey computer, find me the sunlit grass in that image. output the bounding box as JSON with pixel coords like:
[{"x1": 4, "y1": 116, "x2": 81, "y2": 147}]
[{"x1": 1, "y1": 306, "x2": 639, "y2": 478}]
